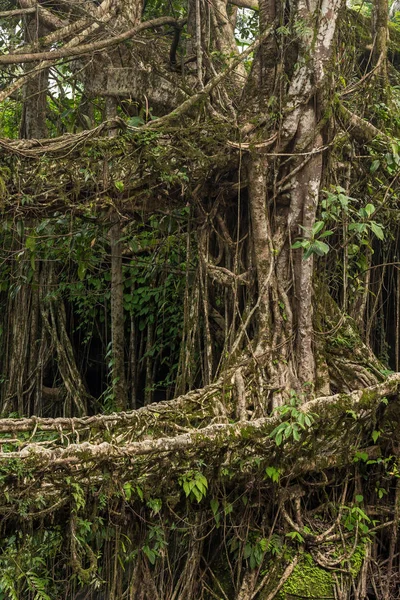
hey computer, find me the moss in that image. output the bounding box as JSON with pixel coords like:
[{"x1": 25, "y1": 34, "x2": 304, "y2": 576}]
[
  {"x1": 349, "y1": 544, "x2": 365, "y2": 577},
  {"x1": 278, "y1": 554, "x2": 334, "y2": 599},
  {"x1": 267, "y1": 545, "x2": 366, "y2": 600},
  {"x1": 359, "y1": 388, "x2": 378, "y2": 408}
]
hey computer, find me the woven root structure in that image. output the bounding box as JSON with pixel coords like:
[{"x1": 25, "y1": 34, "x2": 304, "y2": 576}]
[{"x1": 0, "y1": 372, "x2": 398, "y2": 599}]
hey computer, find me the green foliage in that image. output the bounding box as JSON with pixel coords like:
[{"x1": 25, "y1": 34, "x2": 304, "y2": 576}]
[
  {"x1": 285, "y1": 530, "x2": 305, "y2": 544},
  {"x1": 342, "y1": 503, "x2": 371, "y2": 535},
  {"x1": 228, "y1": 533, "x2": 282, "y2": 569},
  {"x1": 349, "y1": 0, "x2": 372, "y2": 16},
  {"x1": 142, "y1": 525, "x2": 167, "y2": 565},
  {"x1": 179, "y1": 471, "x2": 208, "y2": 502},
  {"x1": 0, "y1": 208, "x2": 189, "y2": 406},
  {"x1": 68, "y1": 479, "x2": 86, "y2": 512},
  {"x1": 0, "y1": 530, "x2": 63, "y2": 599},
  {"x1": 372, "y1": 429, "x2": 381, "y2": 443},
  {"x1": 321, "y1": 186, "x2": 384, "y2": 245},
  {"x1": 291, "y1": 220, "x2": 332, "y2": 259},
  {"x1": 236, "y1": 8, "x2": 259, "y2": 50},
  {"x1": 269, "y1": 391, "x2": 316, "y2": 446},
  {"x1": 0, "y1": 99, "x2": 21, "y2": 138},
  {"x1": 322, "y1": 186, "x2": 385, "y2": 245},
  {"x1": 265, "y1": 466, "x2": 281, "y2": 482},
  {"x1": 353, "y1": 450, "x2": 369, "y2": 462},
  {"x1": 123, "y1": 481, "x2": 144, "y2": 502}
]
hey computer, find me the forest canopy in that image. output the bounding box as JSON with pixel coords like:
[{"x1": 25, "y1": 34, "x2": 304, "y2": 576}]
[{"x1": 1, "y1": 0, "x2": 400, "y2": 598}]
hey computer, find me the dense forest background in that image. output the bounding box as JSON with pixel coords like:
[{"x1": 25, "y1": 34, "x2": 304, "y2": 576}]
[{"x1": 1, "y1": 0, "x2": 400, "y2": 598}]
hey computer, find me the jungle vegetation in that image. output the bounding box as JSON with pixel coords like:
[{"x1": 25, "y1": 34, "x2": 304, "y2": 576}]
[{"x1": 0, "y1": 0, "x2": 400, "y2": 598}]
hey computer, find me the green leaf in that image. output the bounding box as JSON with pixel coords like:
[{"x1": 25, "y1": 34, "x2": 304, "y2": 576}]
[
  {"x1": 318, "y1": 230, "x2": 334, "y2": 239},
  {"x1": 297, "y1": 412, "x2": 305, "y2": 428},
  {"x1": 224, "y1": 502, "x2": 233, "y2": 515},
  {"x1": 265, "y1": 466, "x2": 280, "y2": 482},
  {"x1": 195, "y1": 481, "x2": 207, "y2": 495},
  {"x1": 364, "y1": 203, "x2": 375, "y2": 217},
  {"x1": 210, "y1": 498, "x2": 219, "y2": 515},
  {"x1": 78, "y1": 263, "x2": 87, "y2": 281},
  {"x1": 370, "y1": 159, "x2": 380, "y2": 173},
  {"x1": 349, "y1": 222, "x2": 367, "y2": 233},
  {"x1": 303, "y1": 246, "x2": 313, "y2": 260},
  {"x1": 244, "y1": 544, "x2": 252, "y2": 559},
  {"x1": 303, "y1": 240, "x2": 329, "y2": 259},
  {"x1": 292, "y1": 427, "x2": 300, "y2": 442},
  {"x1": 313, "y1": 240, "x2": 330, "y2": 255},
  {"x1": 123, "y1": 482, "x2": 132, "y2": 501},
  {"x1": 355, "y1": 494, "x2": 364, "y2": 503},
  {"x1": 197, "y1": 474, "x2": 208, "y2": 489},
  {"x1": 147, "y1": 498, "x2": 162, "y2": 514},
  {"x1": 143, "y1": 546, "x2": 156, "y2": 564},
  {"x1": 370, "y1": 221, "x2": 384, "y2": 240},
  {"x1": 128, "y1": 116, "x2": 145, "y2": 127},
  {"x1": 354, "y1": 451, "x2": 368, "y2": 463},
  {"x1": 291, "y1": 240, "x2": 307, "y2": 249},
  {"x1": 192, "y1": 486, "x2": 202, "y2": 502},
  {"x1": 259, "y1": 538, "x2": 268, "y2": 551},
  {"x1": 16, "y1": 221, "x2": 24, "y2": 237},
  {"x1": 304, "y1": 414, "x2": 313, "y2": 427},
  {"x1": 372, "y1": 430, "x2": 381, "y2": 443},
  {"x1": 283, "y1": 424, "x2": 293, "y2": 440},
  {"x1": 312, "y1": 221, "x2": 325, "y2": 236},
  {"x1": 270, "y1": 423, "x2": 286, "y2": 438}
]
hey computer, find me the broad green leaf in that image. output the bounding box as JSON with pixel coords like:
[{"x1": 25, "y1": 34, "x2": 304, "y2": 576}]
[
  {"x1": 370, "y1": 221, "x2": 384, "y2": 240},
  {"x1": 291, "y1": 240, "x2": 307, "y2": 249},
  {"x1": 372, "y1": 430, "x2": 381, "y2": 443},
  {"x1": 364, "y1": 203, "x2": 375, "y2": 217},
  {"x1": 312, "y1": 221, "x2": 325, "y2": 236},
  {"x1": 319, "y1": 230, "x2": 334, "y2": 239},
  {"x1": 370, "y1": 159, "x2": 380, "y2": 173},
  {"x1": 210, "y1": 498, "x2": 219, "y2": 515},
  {"x1": 313, "y1": 240, "x2": 330, "y2": 256}
]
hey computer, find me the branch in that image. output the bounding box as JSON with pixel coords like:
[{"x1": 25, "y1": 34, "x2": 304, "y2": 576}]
[
  {"x1": 206, "y1": 263, "x2": 250, "y2": 286},
  {"x1": 0, "y1": 16, "x2": 181, "y2": 64},
  {"x1": 337, "y1": 103, "x2": 392, "y2": 145},
  {"x1": 262, "y1": 557, "x2": 299, "y2": 600},
  {"x1": 0, "y1": 368, "x2": 234, "y2": 432},
  {"x1": 18, "y1": 0, "x2": 68, "y2": 29},
  {"x1": 147, "y1": 25, "x2": 273, "y2": 130},
  {"x1": 228, "y1": 0, "x2": 259, "y2": 8},
  {"x1": 1, "y1": 373, "x2": 399, "y2": 463},
  {"x1": 0, "y1": 7, "x2": 36, "y2": 17},
  {"x1": 14, "y1": 0, "x2": 117, "y2": 57}
]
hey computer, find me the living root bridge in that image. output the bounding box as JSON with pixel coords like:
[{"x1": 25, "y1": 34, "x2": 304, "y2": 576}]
[
  {"x1": 0, "y1": 374, "x2": 399, "y2": 599},
  {"x1": 0, "y1": 373, "x2": 399, "y2": 485}
]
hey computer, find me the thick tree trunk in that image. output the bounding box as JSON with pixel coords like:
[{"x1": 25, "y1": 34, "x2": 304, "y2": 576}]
[
  {"x1": 373, "y1": 0, "x2": 389, "y2": 81},
  {"x1": 20, "y1": 14, "x2": 48, "y2": 139}
]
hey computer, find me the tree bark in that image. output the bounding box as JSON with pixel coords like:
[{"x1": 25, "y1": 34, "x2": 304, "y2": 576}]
[{"x1": 19, "y1": 13, "x2": 48, "y2": 139}]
